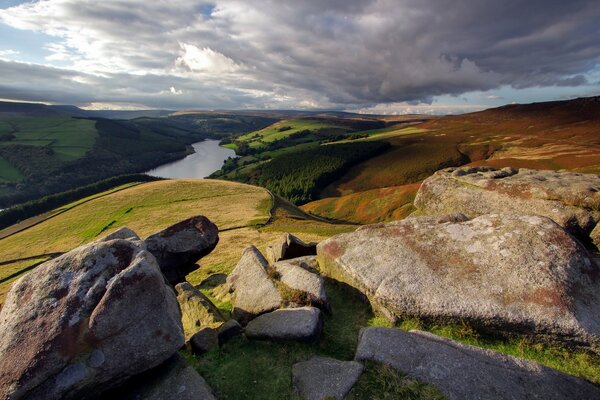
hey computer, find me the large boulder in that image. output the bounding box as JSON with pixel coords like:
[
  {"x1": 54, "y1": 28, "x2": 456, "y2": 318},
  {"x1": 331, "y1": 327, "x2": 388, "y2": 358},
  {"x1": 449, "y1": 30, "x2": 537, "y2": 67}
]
[
  {"x1": 414, "y1": 167, "x2": 600, "y2": 242},
  {"x1": 0, "y1": 239, "x2": 184, "y2": 400},
  {"x1": 318, "y1": 214, "x2": 600, "y2": 346},
  {"x1": 226, "y1": 246, "x2": 282, "y2": 325},
  {"x1": 265, "y1": 233, "x2": 317, "y2": 264},
  {"x1": 188, "y1": 328, "x2": 219, "y2": 356},
  {"x1": 292, "y1": 356, "x2": 363, "y2": 400},
  {"x1": 272, "y1": 256, "x2": 329, "y2": 310},
  {"x1": 355, "y1": 327, "x2": 600, "y2": 400},
  {"x1": 175, "y1": 282, "x2": 225, "y2": 339},
  {"x1": 145, "y1": 216, "x2": 219, "y2": 285},
  {"x1": 245, "y1": 307, "x2": 323, "y2": 342},
  {"x1": 104, "y1": 353, "x2": 216, "y2": 400}
]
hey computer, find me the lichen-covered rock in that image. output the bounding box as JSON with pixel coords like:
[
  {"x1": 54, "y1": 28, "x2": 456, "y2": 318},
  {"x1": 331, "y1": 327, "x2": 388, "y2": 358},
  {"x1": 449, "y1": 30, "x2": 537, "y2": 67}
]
[
  {"x1": 292, "y1": 356, "x2": 363, "y2": 400},
  {"x1": 0, "y1": 239, "x2": 184, "y2": 400},
  {"x1": 414, "y1": 167, "x2": 600, "y2": 240},
  {"x1": 355, "y1": 327, "x2": 600, "y2": 400},
  {"x1": 245, "y1": 307, "x2": 323, "y2": 342},
  {"x1": 272, "y1": 257, "x2": 329, "y2": 310},
  {"x1": 318, "y1": 214, "x2": 600, "y2": 346},
  {"x1": 227, "y1": 246, "x2": 282, "y2": 325},
  {"x1": 265, "y1": 233, "x2": 317, "y2": 264},
  {"x1": 175, "y1": 282, "x2": 225, "y2": 339},
  {"x1": 104, "y1": 353, "x2": 216, "y2": 400},
  {"x1": 145, "y1": 216, "x2": 219, "y2": 285},
  {"x1": 99, "y1": 227, "x2": 140, "y2": 242}
]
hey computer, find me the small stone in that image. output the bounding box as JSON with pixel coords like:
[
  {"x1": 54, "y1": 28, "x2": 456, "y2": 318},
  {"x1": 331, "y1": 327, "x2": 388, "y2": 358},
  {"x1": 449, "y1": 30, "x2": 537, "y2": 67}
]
[
  {"x1": 265, "y1": 233, "x2": 317, "y2": 264},
  {"x1": 188, "y1": 327, "x2": 219, "y2": 355},
  {"x1": 217, "y1": 319, "x2": 243, "y2": 345},
  {"x1": 245, "y1": 307, "x2": 322, "y2": 342}
]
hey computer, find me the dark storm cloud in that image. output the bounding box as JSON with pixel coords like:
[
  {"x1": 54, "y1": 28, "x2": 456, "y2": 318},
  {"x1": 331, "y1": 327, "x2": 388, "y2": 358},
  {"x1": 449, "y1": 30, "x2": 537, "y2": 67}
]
[{"x1": 0, "y1": 0, "x2": 598, "y2": 108}]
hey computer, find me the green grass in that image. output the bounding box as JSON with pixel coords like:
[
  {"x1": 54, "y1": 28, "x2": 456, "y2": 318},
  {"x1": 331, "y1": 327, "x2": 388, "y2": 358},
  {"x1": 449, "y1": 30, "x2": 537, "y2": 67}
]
[
  {"x1": 0, "y1": 117, "x2": 97, "y2": 161},
  {"x1": 185, "y1": 281, "x2": 444, "y2": 400},
  {"x1": 234, "y1": 119, "x2": 346, "y2": 149},
  {"x1": 0, "y1": 156, "x2": 23, "y2": 183}
]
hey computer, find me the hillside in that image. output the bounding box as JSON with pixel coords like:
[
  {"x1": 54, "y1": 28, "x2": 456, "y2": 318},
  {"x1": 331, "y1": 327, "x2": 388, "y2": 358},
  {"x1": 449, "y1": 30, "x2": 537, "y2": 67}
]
[
  {"x1": 301, "y1": 96, "x2": 600, "y2": 223},
  {"x1": 0, "y1": 103, "x2": 277, "y2": 206}
]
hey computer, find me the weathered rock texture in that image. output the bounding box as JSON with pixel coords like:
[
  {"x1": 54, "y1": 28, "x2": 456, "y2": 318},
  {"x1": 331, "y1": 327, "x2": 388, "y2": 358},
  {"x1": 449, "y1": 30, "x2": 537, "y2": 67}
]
[
  {"x1": 355, "y1": 327, "x2": 600, "y2": 400},
  {"x1": 266, "y1": 233, "x2": 317, "y2": 264},
  {"x1": 217, "y1": 319, "x2": 244, "y2": 345},
  {"x1": 292, "y1": 356, "x2": 363, "y2": 400},
  {"x1": 0, "y1": 238, "x2": 184, "y2": 400},
  {"x1": 227, "y1": 246, "x2": 282, "y2": 324},
  {"x1": 104, "y1": 353, "x2": 216, "y2": 400},
  {"x1": 414, "y1": 167, "x2": 600, "y2": 243},
  {"x1": 318, "y1": 214, "x2": 600, "y2": 346},
  {"x1": 245, "y1": 307, "x2": 323, "y2": 342},
  {"x1": 188, "y1": 328, "x2": 219, "y2": 355},
  {"x1": 272, "y1": 256, "x2": 329, "y2": 310},
  {"x1": 175, "y1": 282, "x2": 225, "y2": 339},
  {"x1": 99, "y1": 227, "x2": 140, "y2": 242},
  {"x1": 145, "y1": 216, "x2": 219, "y2": 284}
]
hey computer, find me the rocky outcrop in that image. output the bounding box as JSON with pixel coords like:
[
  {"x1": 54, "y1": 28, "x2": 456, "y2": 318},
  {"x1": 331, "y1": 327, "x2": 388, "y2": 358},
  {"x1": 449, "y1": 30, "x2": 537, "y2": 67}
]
[
  {"x1": 104, "y1": 353, "x2": 216, "y2": 400},
  {"x1": 272, "y1": 256, "x2": 329, "y2": 310},
  {"x1": 227, "y1": 246, "x2": 283, "y2": 324},
  {"x1": 245, "y1": 307, "x2": 323, "y2": 342},
  {"x1": 414, "y1": 167, "x2": 600, "y2": 243},
  {"x1": 0, "y1": 238, "x2": 184, "y2": 400},
  {"x1": 318, "y1": 214, "x2": 600, "y2": 346},
  {"x1": 175, "y1": 282, "x2": 225, "y2": 339},
  {"x1": 355, "y1": 327, "x2": 600, "y2": 400},
  {"x1": 99, "y1": 227, "x2": 140, "y2": 242},
  {"x1": 146, "y1": 216, "x2": 219, "y2": 285},
  {"x1": 292, "y1": 356, "x2": 363, "y2": 400},
  {"x1": 265, "y1": 233, "x2": 317, "y2": 264}
]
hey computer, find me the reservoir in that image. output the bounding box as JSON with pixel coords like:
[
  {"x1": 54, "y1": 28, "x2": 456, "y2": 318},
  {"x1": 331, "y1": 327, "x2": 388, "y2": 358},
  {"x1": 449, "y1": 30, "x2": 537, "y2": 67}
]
[{"x1": 146, "y1": 139, "x2": 236, "y2": 179}]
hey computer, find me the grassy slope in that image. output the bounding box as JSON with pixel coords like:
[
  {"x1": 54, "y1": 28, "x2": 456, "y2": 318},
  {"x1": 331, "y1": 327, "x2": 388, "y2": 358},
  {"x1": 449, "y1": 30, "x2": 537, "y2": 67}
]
[
  {"x1": 0, "y1": 117, "x2": 97, "y2": 161},
  {"x1": 226, "y1": 118, "x2": 345, "y2": 150},
  {"x1": 0, "y1": 178, "x2": 598, "y2": 398}
]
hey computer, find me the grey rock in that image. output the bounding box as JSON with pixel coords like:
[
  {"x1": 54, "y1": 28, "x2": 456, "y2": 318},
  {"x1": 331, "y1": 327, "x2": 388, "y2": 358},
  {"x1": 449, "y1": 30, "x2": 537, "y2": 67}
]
[
  {"x1": 145, "y1": 216, "x2": 219, "y2": 285},
  {"x1": 245, "y1": 307, "x2": 322, "y2": 342},
  {"x1": 218, "y1": 319, "x2": 243, "y2": 345},
  {"x1": 0, "y1": 239, "x2": 184, "y2": 400},
  {"x1": 318, "y1": 214, "x2": 600, "y2": 346},
  {"x1": 105, "y1": 353, "x2": 216, "y2": 400},
  {"x1": 226, "y1": 246, "x2": 282, "y2": 325},
  {"x1": 272, "y1": 256, "x2": 329, "y2": 310},
  {"x1": 414, "y1": 167, "x2": 600, "y2": 240},
  {"x1": 355, "y1": 327, "x2": 600, "y2": 400},
  {"x1": 292, "y1": 356, "x2": 363, "y2": 400},
  {"x1": 265, "y1": 233, "x2": 317, "y2": 264},
  {"x1": 99, "y1": 227, "x2": 140, "y2": 242},
  {"x1": 188, "y1": 328, "x2": 219, "y2": 356},
  {"x1": 175, "y1": 282, "x2": 225, "y2": 339}
]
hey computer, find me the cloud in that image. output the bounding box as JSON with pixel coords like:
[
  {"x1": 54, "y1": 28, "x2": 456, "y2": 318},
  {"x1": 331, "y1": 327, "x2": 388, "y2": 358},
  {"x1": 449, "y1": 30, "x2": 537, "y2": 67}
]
[{"x1": 0, "y1": 0, "x2": 598, "y2": 109}]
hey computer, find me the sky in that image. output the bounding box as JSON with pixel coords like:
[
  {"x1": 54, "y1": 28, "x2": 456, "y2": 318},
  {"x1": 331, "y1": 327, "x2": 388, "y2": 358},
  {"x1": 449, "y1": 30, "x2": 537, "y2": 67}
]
[{"x1": 0, "y1": 0, "x2": 598, "y2": 114}]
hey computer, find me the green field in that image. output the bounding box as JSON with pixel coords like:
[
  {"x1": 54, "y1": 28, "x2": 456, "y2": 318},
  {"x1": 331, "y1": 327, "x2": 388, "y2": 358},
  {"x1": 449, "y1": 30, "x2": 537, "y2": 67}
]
[
  {"x1": 0, "y1": 117, "x2": 97, "y2": 161},
  {"x1": 0, "y1": 157, "x2": 23, "y2": 183},
  {"x1": 226, "y1": 118, "x2": 346, "y2": 150}
]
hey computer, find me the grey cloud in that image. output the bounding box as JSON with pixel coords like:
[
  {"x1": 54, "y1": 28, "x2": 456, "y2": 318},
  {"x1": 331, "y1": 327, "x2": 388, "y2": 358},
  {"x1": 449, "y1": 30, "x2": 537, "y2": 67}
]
[{"x1": 0, "y1": 0, "x2": 598, "y2": 109}]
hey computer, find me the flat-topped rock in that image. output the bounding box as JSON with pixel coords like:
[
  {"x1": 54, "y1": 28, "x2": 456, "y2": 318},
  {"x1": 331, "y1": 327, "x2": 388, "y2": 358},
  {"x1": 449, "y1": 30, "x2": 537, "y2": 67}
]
[
  {"x1": 175, "y1": 282, "x2": 225, "y2": 339},
  {"x1": 266, "y1": 233, "x2": 317, "y2": 264},
  {"x1": 227, "y1": 246, "x2": 282, "y2": 325},
  {"x1": 318, "y1": 214, "x2": 600, "y2": 346},
  {"x1": 414, "y1": 167, "x2": 600, "y2": 241},
  {"x1": 272, "y1": 256, "x2": 329, "y2": 310},
  {"x1": 245, "y1": 307, "x2": 323, "y2": 342},
  {"x1": 0, "y1": 239, "x2": 184, "y2": 400},
  {"x1": 355, "y1": 327, "x2": 600, "y2": 400},
  {"x1": 145, "y1": 216, "x2": 219, "y2": 285},
  {"x1": 292, "y1": 356, "x2": 363, "y2": 400}
]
